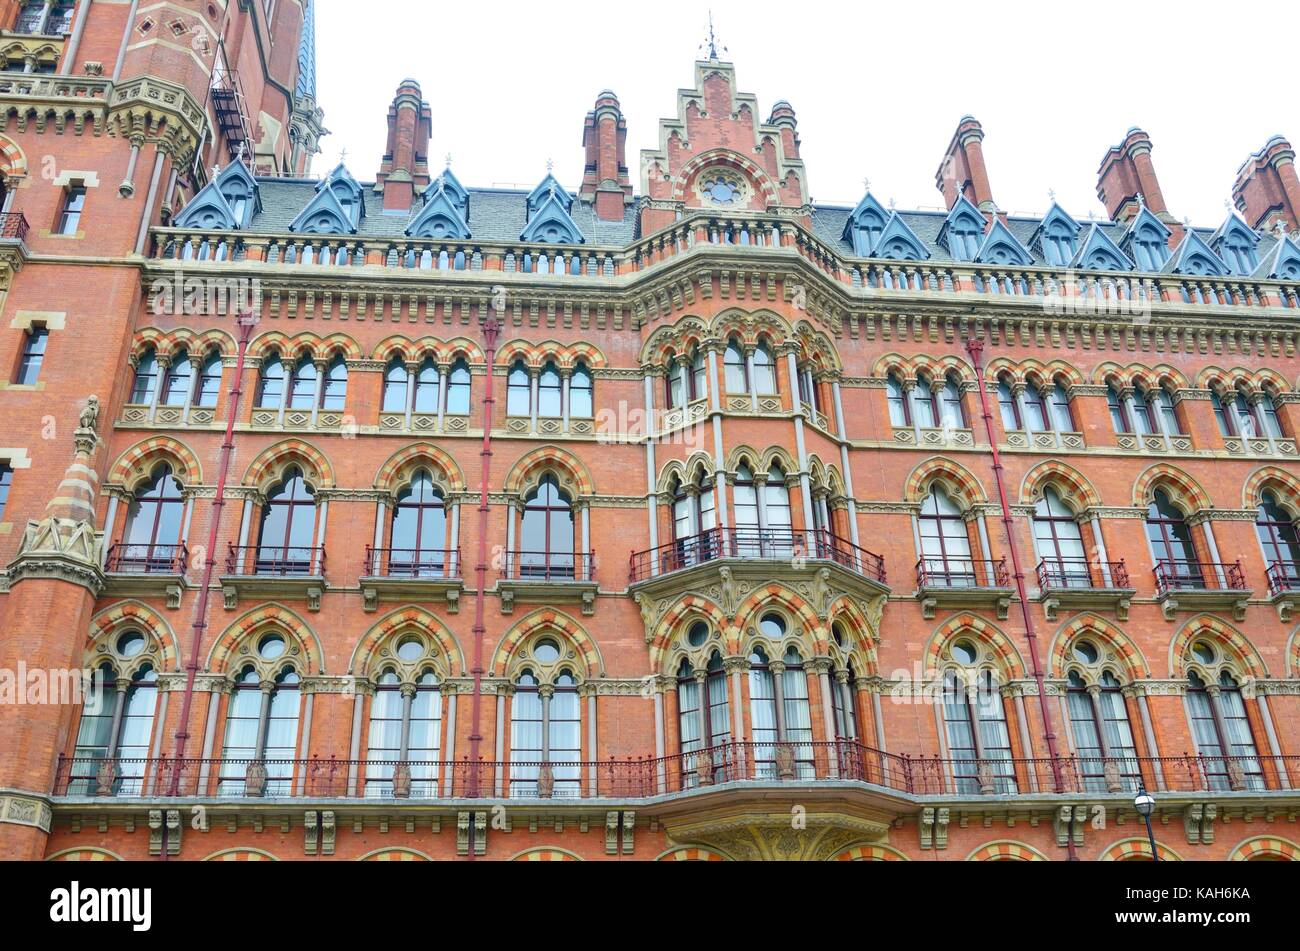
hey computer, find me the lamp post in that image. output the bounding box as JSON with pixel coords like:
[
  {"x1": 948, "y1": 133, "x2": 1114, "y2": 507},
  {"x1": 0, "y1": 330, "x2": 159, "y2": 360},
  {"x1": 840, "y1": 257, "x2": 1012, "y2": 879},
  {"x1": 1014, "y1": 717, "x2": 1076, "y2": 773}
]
[{"x1": 1134, "y1": 785, "x2": 1159, "y2": 861}]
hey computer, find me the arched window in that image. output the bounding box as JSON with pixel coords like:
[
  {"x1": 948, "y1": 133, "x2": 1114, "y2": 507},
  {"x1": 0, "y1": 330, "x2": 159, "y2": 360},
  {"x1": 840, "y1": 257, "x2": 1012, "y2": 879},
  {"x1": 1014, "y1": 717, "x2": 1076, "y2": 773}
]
[
  {"x1": 779, "y1": 646, "x2": 814, "y2": 779},
  {"x1": 748, "y1": 646, "x2": 778, "y2": 777},
  {"x1": 161, "y1": 350, "x2": 192, "y2": 406},
  {"x1": 1211, "y1": 390, "x2": 1235, "y2": 437},
  {"x1": 130, "y1": 349, "x2": 160, "y2": 405},
  {"x1": 1022, "y1": 383, "x2": 1049, "y2": 432},
  {"x1": 829, "y1": 625, "x2": 858, "y2": 742},
  {"x1": 1032, "y1": 487, "x2": 1087, "y2": 588},
  {"x1": 1065, "y1": 666, "x2": 1139, "y2": 792},
  {"x1": 886, "y1": 373, "x2": 911, "y2": 428},
  {"x1": 1106, "y1": 383, "x2": 1131, "y2": 434},
  {"x1": 256, "y1": 355, "x2": 285, "y2": 409},
  {"x1": 1259, "y1": 391, "x2": 1285, "y2": 438},
  {"x1": 320, "y1": 356, "x2": 347, "y2": 411},
  {"x1": 70, "y1": 661, "x2": 158, "y2": 796},
  {"x1": 509, "y1": 661, "x2": 581, "y2": 798},
  {"x1": 919, "y1": 487, "x2": 975, "y2": 587},
  {"x1": 287, "y1": 358, "x2": 318, "y2": 410},
  {"x1": 365, "y1": 668, "x2": 441, "y2": 798},
  {"x1": 724, "y1": 339, "x2": 747, "y2": 394},
  {"x1": 1187, "y1": 669, "x2": 1263, "y2": 791},
  {"x1": 569, "y1": 363, "x2": 593, "y2": 418},
  {"x1": 997, "y1": 377, "x2": 1022, "y2": 431},
  {"x1": 1145, "y1": 489, "x2": 1201, "y2": 587},
  {"x1": 120, "y1": 465, "x2": 184, "y2": 571},
  {"x1": 764, "y1": 465, "x2": 793, "y2": 557},
  {"x1": 798, "y1": 364, "x2": 821, "y2": 413},
  {"x1": 390, "y1": 469, "x2": 447, "y2": 577},
  {"x1": 1131, "y1": 384, "x2": 1157, "y2": 436},
  {"x1": 1234, "y1": 385, "x2": 1262, "y2": 438},
  {"x1": 667, "y1": 352, "x2": 704, "y2": 408},
  {"x1": 382, "y1": 358, "x2": 408, "y2": 413},
  {"x1": 1048, "y1": 381, "x2": 1075, "y2": 432},
  {"x1": 538, "y1": 362, "x2": 562, "y2": 417},
  {"x1": 219, "y1": 661, "x2": 301, "y2": 796},
  {"x1": 752, "y1": 342, "x2": 777, "y2": 396},
  {"x1": 413, "y1": 358, "x2": 438, "y2": 414},
  {"x1": 256, "y1": 467, "x2": 317, "y2": 575},
  {"x1": 507, "y1": 361, "x2": 531, "y2": 416},
  {"x1": 446, "y1": 359, "x2": 472, "y2": 415},
  {"x1": 1152, "y1": 385, "x2": 1181, "y2": 435},
  {"x1": 195, "y1": 353, "x2": 222, "y2": 408},
  {"x1": 942, "y1": 650, "x2": 1016, "y2": 794},
  {"x1": 1257, "y1": 491, "x2": 1300, "y2": 590},
  {"x1": 941, "y1": 374, "x2": 966, "y2": 428},
  {"x1": 733, "y1": 463, "x2": 759, "y2": 532},
  {"x1": 519, "y1": 475, "x2": 574, "y2": 579},
  {"x1": 913, "y1": 375, "x2": 939, "y2": 428},
  {"x1": 671, "y1": 471, "x2": 716, "y2": 566},
  {"x1": 678, "y1": 651, "x2": 731, "y2": 786}
]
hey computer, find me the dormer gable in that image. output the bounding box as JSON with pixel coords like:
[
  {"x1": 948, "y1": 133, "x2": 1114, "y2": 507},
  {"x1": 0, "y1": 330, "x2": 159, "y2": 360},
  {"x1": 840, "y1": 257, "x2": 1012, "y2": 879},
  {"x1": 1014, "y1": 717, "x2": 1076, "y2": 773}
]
[
  {"x1": 520, "y1": 190, "x2": 585, "y2": 244},
  {"x1": 1120, "y1": 206, "x2": 1172, "y2": 270},
  {"x1": 1029, "y1": 203, "x2": 1080, "y2": 266},
  {"x1": 174, "y1": 182, "x2": 240, "y2": 230},
  {"x1": 872, "y1": 213, "x2": 930, "y2": 261},
  {"x1": 975, "y1": 218, "x2": 1033, "y2": 266},
  {"x1": 175, "y1": 161, "x2": 260, "y2": 230},
  {"x1": 527, "y1": 173, "x2": 574, "y2": 217},
  {"x1": 1163, "y1": 229, "x2": 1231, "y2": 276},
  {"x1": 424, "y1": 167, "x2": 470, "y2": 220},
  {"x1": 289, "y1": 184, "x2": 358, "y2": 235},
  {"x1": 841, "y1": 191, "x2": 889, "y2": 256},
  {"x1": 317, "y1": 162, "x2": 364, "y2": 228},
  {"x1": 1070, "y1": 224, "x2": 1134, "y2": 271},
  {"x1": 1209, "y1": 211, "x2": 1261, "y2": 276},
  {"x1": 938, "y1": 195, "x2": 986, "y2": 261},
  {"x1": 405, "y1": 181, "x2": 472, "y2": 240},
  {"x1": 1257, "y1": 234, "x2": 1300, "y2": 281}
]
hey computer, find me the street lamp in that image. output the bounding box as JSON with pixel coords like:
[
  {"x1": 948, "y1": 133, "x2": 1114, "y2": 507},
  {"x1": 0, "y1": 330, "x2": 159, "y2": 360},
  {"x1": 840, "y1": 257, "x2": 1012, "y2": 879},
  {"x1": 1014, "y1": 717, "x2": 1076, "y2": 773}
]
[{"x1": 1133, "y1": 785, "x2": 1159, "y2": 862}]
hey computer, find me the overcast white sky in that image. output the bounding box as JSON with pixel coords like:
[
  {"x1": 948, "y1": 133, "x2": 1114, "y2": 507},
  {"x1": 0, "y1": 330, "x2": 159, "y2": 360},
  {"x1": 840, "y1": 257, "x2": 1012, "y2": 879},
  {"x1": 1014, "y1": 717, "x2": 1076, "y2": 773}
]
[{"x1": 314, "y1": 0, "x2": 1290, "y2": 225}]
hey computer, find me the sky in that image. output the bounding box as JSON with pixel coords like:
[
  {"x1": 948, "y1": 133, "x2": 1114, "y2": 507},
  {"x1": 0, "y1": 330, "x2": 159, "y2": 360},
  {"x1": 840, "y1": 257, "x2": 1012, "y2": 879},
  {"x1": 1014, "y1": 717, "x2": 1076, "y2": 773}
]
[{"x1": 313, "y1": 0, "x2": 1291, "y2": 226}]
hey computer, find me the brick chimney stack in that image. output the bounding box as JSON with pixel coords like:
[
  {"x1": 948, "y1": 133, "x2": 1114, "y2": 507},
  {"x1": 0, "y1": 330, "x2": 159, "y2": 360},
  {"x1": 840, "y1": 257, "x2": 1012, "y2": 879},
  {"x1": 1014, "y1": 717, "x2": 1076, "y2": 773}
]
[
  {"x1": 1233, "y1": 135, "x2": 1300, "y2": 235},
  {"x1": 377, "y1": 79, "x2": 433, "y2": 212},
  {"x1": 580, "y1": 90, "x2": 632, "y2": 222},
  {"x1": 935, "y1": 116, "x2": 996, "y2": 213},
  {"x1": 1097, "y1": 127, "x2": 1175, "y2": 225},
  {"x1": 767, "y1": 101, "x2": 801, "y2": 159}
]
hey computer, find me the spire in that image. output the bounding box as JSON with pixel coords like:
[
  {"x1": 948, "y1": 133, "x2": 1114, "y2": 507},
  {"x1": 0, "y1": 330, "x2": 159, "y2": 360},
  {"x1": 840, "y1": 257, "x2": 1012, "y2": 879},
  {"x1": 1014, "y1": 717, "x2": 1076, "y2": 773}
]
[{"x1": 700, "y1": 11, "x2": 727, "y2": 61}]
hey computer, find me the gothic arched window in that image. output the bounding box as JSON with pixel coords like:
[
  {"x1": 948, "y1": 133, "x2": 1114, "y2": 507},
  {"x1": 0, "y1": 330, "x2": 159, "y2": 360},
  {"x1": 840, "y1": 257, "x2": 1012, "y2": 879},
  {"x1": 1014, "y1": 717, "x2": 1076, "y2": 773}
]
[
  {"x1": 446, "y1": 359, "x2": 472, "y2": 415},
  {"x1": 390, "y1": 469, "x2": 447, "y2": 577},
  {"x1": 518, "y1": 475, "x2": 574, "y2": 579},
  {"x1": 255, "y1": 468, "x2": 317, "y2": 575},
  {"x1": 382, "y1": 358, "x2": 408, "y2": 413},
  {"x1": 120, "y1": 465, "x2": 184, "y2": 571}
]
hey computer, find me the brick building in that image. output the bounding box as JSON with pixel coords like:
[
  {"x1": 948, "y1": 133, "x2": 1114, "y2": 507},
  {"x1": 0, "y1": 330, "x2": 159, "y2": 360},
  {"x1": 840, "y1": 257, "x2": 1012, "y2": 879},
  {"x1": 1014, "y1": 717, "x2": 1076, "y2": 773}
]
[{"x1": 1, "y1": 1, "x2": 1300, "y2": 863}]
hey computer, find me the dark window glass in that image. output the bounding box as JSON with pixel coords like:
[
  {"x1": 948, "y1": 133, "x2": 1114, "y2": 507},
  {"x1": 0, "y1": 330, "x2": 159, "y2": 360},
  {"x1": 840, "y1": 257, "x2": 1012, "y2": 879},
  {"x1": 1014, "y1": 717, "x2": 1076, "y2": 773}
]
[
  {"x1": 569, "y1": 365, "x2": 592, "y2": 418},
  {"x1": 389, "y1": 469, "x2": 446, "y2": 576},
  {"x1": 196, "y1": 354, "x2": 222, "y2": 408},
  {"x1": 519, "y1": 475, "x2": 573, "y2": 577},
  {"x1": 256, "y1": 468, "x2": 316, "y2": 573},
  {"x1": 130, "y1": 350, "x2": 159, "y2": 404},
  {"x1": 58, "y1": 185, "x2": 86, "y2": 235},
  {"x1": 257, "y1": 357, "x2": 285, "y2": 408},
  {"x1": 161, "y1": 351, "x2": 192, "y2": 406},
  {"x1": 15, "y1": 326, "x2": 47, "y2": 385}
]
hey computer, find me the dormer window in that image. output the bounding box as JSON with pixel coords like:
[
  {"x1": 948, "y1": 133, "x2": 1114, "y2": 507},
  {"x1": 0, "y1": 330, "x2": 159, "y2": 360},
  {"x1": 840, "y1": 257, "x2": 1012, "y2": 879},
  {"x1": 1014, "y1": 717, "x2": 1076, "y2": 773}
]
[
  {"x1": 1042, "y1": 223, "x2": 1075, "y2": 266},
  {"x1": 1132, "y1": 224, "x2": 1168, "y2": 270}
]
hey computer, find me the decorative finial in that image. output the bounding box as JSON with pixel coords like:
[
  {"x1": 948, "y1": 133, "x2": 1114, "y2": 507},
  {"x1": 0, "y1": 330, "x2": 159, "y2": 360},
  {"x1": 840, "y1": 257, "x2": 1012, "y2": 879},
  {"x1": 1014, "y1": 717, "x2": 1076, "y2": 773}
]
[
  {"x1": 699, "y1": 11, "x2": 727, "y2": 60},
  {"x1": 338, "y1": 147, "x2": 348, "y2": 165},
  {"x1": 546, "y1": 157, "x2": 554, "y2": 174},
  {"x1": 445, "y1": 152, "x2": 452, "y2": 169},
  {"x1": 1087, "y1": 210, "x2": 1096, "y2": 221},
  {"x1": 1136, "y1": 191, "x2": 1145, "y2": 209},
  {"x1": 210, "y1": 162, "x2": 221, "y2": 181},
  {"x1": 888, "y1": 197, "x2": 896, "y2": 211},
  {"x1": 862, "y1": 176, "x2": 871, "y2": 193},
  {"x1": 1047, "y1": 187, "x2": 1056, "y2": 202},
  {"x1": 1274, "y1": 218, "x2": 1288, "y2": 238},
  {"x1": 235, "y1": 141, "x2": 247, "y2": 165}
]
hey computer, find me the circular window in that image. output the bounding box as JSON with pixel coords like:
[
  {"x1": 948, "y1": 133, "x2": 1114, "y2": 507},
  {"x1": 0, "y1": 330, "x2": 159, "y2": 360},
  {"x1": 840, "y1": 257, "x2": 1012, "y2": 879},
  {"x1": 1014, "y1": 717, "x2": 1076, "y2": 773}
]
[
  {"x1": 1191, "y1": 641, "x2": 1216, "y2": 665},
  {"x1": 1073, "y1": 640, "x2": 1099, "y2": 665},
  {"x1": 759, "y1": 614, "x2": 786, "y2": 640},
  {"x1": 258, "y1": 634, "x2": 286, "y2": 660},
  {"x1": 116, "y1": 632, "x2": 146, "y2": 658},
  {"x1": 951, "y1": 640, "x2": 978, "y2": 665},
  {"x1": 687, "y1": 621, "x2": 709, "y2": 647},
  {"x1": 533, "y1": 639, "x2": 560, "y2": 664},
  {"x1": 706, "y1": 178, "x2": 737, "y2": 204},
  {"x1": 396, "y1": 637, "x2": 424, "y2": 662}
]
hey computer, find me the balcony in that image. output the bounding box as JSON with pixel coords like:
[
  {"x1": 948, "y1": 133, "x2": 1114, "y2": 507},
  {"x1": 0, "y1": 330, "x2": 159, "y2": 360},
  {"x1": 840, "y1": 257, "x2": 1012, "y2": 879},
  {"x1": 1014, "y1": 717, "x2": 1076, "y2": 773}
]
[
  {"x1": 1035, "y1": 558, "x2": 1135, "y2": 621},
  {"x1": 630, "y1": 528, "x2": 886, "y2": 584},
  {"x1": 360, "y1": 546, "x2": 463, "y2": 614},
  {"x1": 1267, "y1": 561, "x2": 1300, "y2": 622},
  {"x1": 1152, "y1": 559, "x2": 1252, "y2": 621},
  {"x1": 102, "y1": 542, "x2": 188, "y2": 606},
  {"x1": 915, "y1": 557, "x2": 1014, "y2": 619},
  {"x1": 496, "y1": 550, "x2": 597, "y2": 615},
  {"x1": 0, "y1": 210, "x2": 28, "y2": 241},
  {"x1": 220, "y1": 544, "x2": 326, "y2": 611}
]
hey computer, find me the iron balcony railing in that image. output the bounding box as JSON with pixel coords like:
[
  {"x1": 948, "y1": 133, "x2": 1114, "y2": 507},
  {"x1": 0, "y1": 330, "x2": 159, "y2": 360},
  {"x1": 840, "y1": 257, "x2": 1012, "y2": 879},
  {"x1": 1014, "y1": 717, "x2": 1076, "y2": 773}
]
[
  {"x1": 1152, "y1": 559, "x2": 1247, "y2": 598},
  {"x1": 628, "y1": 527, "x2": 886, "y2": 585},
  {"x1": 1267, "y1": 561, "x2": 1300, "y2": 598},
  {"x1": 226, "y1": 543, "x2": 326, "y2": 577},
  {"x1": 501, "y1": 550, "x2": 595, "y2": 583},
  {"x1": 916, "y1": 556, "x2": 1009, "y2": 590},
  {"x1": 105, "y1": 542, "x2": 188, "y2": 575},
  {"x1": 0, "y1": 210, "x2": 29, "y2": 241},
  {"x1": 52, "y1": 746, "x2": 1293, "y2": 800},
  {"x1": 1036, "y1": 558, "x2": 1130, "y2": 591},
  {"x1": 363, "y1": 546, "x2": 461, "y2": 579}
]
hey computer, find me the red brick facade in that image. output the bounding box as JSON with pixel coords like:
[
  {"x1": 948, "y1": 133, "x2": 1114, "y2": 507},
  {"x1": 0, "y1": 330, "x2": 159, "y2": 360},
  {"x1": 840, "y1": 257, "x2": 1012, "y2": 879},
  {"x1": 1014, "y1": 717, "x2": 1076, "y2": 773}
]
[{"x1": 1, "y1": 1, "x2": 1300, "y2": 863}]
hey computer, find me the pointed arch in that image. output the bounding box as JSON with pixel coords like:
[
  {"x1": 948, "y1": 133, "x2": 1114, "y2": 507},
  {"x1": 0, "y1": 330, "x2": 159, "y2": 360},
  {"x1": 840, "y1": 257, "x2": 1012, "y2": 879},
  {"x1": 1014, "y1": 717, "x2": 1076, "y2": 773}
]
[
  {"x1": 1132, "y1": 463, "x2": 1211, "y2": 512},
  {"x1": 1243, "y1": 465, "x2": 1300, "y2": 512},
  {"x1": 490, "y1": 608, "x2": 602, "y2": 679},
  {"x1": 374, "y1": 443, "x2": 465, "y2": 496},
  {"x1": 0, "y1": 133, "x2": 29, "y2": 178},
  {"x1": 826, "y1": 597, "x2": 881, "y2": 677},
  {"x1": 733, "y1": 582, "x2": 824, "y2": 646},
  {"x1": 242, "y1": 438, "x2": 334, "y2": 492},
  {"x1": 904, "y1": 457, "x2": 987, "y2": 508},
  {"x1": 503, "y1": 446, "x2": 595, "y2": 498},
  {"x1": 436, "y1": 336, "x2": 486, "y2": 365},
  {"x1": 208, "y1": 603, "x2": 324, "y2": 676},
  {"x1": 656, "y1": 452, "x2": 715, "y2": 494},
  {"x1": 349, "y1": 606, "x2": 464, "y2": 679},
  {"x1": 311, "y1": 333, "x2": 363, "y2": 362},
  {"x1": 925, "y1": 614, "x2": 1026, "y2": 680},
  {"x1": 708, "y1": 307, "x2": 793, "y2": 348},
  {"x1": 1169, "y1": 615, "x2": 1268, "y2": 679},
  {"x1": 249, "y1": 330, "x2": 300, "y2": 362},
  {"x1": 832, "y1": 844, "x2": 908, "y2": 861},
  {"x1": 1099, "y1": 838, "x2": 1182, "y2": 862},
  {"x1": 642, "y1": 316, "x2": 710, "y2": 367},
  {"x1": 1047, "y1": 613, "x2": 1149, "y2": 681},
  {"x1": 648, "y1": 593, "x2": 733, "y2": 674},
  {"x1": 965, "y1": 841, "x2": 1049, "y2": 861},
  {"x1": 372, "y1": 335, "x2": 419, "y2": 364},
  {"x1": 793, "y1": 321, "x2": 842, "y2": 374},
  {"x1": 87, "y1": 600, "x2": 181, "y2": 675},
  {"x1": 871, "y1": 352, "x2": 918, "y2": 379},
  {"x1": 1288, "y1": 624, "x2": 1300, "y2": 678},
  {"x1": 108, "y1": 436, "x2": 203, "y2": 492},
  {"x1": 1229, "y1": 836, "x2": 1300, "y2": 861},
  {"x1": 1019, "y1": 460, "x2": 1102, "y2": 510}
]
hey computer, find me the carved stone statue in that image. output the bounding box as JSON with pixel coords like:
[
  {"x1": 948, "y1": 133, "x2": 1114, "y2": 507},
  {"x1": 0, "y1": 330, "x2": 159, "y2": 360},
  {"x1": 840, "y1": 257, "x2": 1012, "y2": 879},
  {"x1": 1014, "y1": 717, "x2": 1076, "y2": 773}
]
[{"x1": 78, "y1": 395, "x2": 100, "y2": 434}]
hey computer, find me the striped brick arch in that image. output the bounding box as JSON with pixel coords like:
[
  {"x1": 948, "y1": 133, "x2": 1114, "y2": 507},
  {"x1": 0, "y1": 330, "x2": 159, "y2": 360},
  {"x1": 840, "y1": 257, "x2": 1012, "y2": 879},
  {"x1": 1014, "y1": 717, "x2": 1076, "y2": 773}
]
[
  {"x1": 510, "y1": 848, "x2": 583, "y2": 861},
  {"x1": 904, "y1": 457, "x2": 987, "y2": 507},
  {"x1": 648, "y1": 594, "x2": 733, "y2": 672},
  {"x1": 1047, "y1": 614, "x2": 1149, "y2": 681},
  {"x1": 733, "y1": 583, "x2": 822, "y2": 640},
  {"x1": 1020, "y1": 359, "x2": 1085, "y2": 389},
  {"x1": 242, "y1": 438, "x2": 335, "y2": 492},
  {"x1": 710, "y1": 308, "x2": 791, "y2": 349},
  {"x1": 373, "y1": 443, "x2": 465, "y2": 495},
  {"x1": 0, "y1": 134, "x2": 28, "y2": 178},
  {"x1": 503, "y1": 446, "x2": 595, "y2": 497},
  {"x1": 134, "y1": 327, "x2": 234, "y2": 362},
  {"x1": 1168, "y1": 615, "x2": 1268, "y2": 679},
  {"x1": 1100, "y1": 838, "x2": 1181, "y2": 862},
  {"x1": 350, "y1": 606, "x2": 463, "y2": 678},
  {"x1": 1290, "y1": 625, "x2": 1300, "y2": 679},
  {"x1": 1243, "y1": 466, "x2": 1300, "y2": 511},
  {"x1": 46, "y1": 848, "x2": 122, "y2": 861},
  {"x1": 871, "y1": 353, "x2": 918, "y2": 379},
  {"x1": 490, "y1": 608, "x2": 602, "y2": 678},
  {"x1": 357, "y1": 848, "x2": 432, "y2": 861},
  {"x1": 495, "y1": 339, "x2": 607, "y2": 370},
  {"x1": 203, "y1": 848, "x2": 279, "y2": 861},
  {"x1": 794, "y1": 322, "x2": 842, "y2": 373},
  {"x1": 1229, "y1": 836, "x2": 1300, "y2": 861},
  {"x1": 925, "y1": 615, "x2": 1026, "y2": 680},
  {"x1": 672, "y1": 148, "x2": 781, "y2": 207},
  {"x1": 88, "y1": 601, "x2": 180, "y2": 673},
  {"x1": 208, "y1": 604, "x2": 324, "y2": 675},
  {"x1": 832, "y1": 844, "x2": 908, "y2": 861},
  {"x1": 109, "y1": 436, "x2": 203, "y2": 491},
  {"x1": 965, "y1": 841, "x2": 1049, "y2": 861},
  {"x1": 250, "y1": 331, "x2": 362, "y2": 362},
  {"x1": 1019, "y1": 460, "x2": 1102, "y2": 511},
  {"x1": 658, "y1": 847, "x2": 728, "y2": 861},
  {"x1": 1131, "y1": 463, "x2": 1212, "y2": 512}
]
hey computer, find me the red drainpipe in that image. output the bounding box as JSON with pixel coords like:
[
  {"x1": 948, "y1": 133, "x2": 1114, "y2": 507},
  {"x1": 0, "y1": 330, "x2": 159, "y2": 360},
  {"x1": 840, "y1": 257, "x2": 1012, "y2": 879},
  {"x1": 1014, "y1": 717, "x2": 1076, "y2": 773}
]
[{"x1": 965, "y1": 337, "x2": 1078, "y2": 859}]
